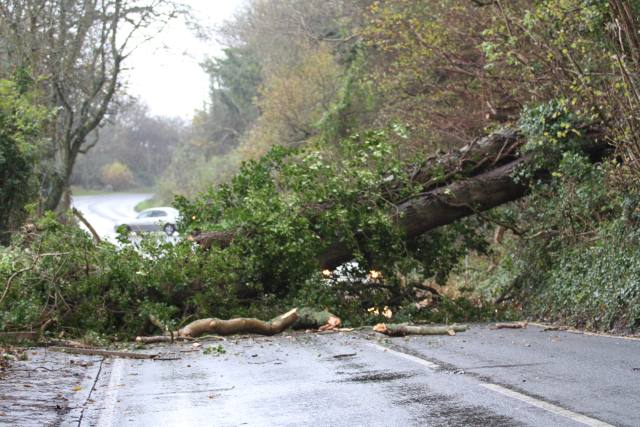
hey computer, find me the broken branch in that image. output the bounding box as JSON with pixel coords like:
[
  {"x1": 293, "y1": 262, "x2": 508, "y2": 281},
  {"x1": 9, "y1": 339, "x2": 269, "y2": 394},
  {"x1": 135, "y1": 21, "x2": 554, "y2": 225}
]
[
  {"x1": 493, "y1": 321, "x2": 528, "y2": 329},
  {"x1": 72, "y1": 207, "x2": 101, "y2": 244},
  {"x1": 48, "y1": 346, "x2": 158, "y2": 359},
  {"x1": 178, "y1": 308, "x2": 299, "y2": 338},
  {"x1": 374, "y1": 323, "x2": 468, "y2": 337}
]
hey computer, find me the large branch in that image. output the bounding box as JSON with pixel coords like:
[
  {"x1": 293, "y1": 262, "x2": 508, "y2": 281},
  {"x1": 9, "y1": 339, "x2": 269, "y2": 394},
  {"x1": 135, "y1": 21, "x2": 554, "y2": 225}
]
[
  {"x1": 177, "y1": 308, "x2": 299, "y2": 338},
  {"x1": 195, "y1": 127, "x2": 608, "y2": 270},
  {"x1": 319, "y1": 157, "x2": 528, "y2": 269}
]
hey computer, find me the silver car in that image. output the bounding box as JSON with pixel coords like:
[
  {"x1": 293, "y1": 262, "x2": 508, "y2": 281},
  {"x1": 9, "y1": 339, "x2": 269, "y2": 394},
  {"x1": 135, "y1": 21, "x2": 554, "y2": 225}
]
[{"x1": 118, "y1": 207, "x2": 180, "y2": 235}]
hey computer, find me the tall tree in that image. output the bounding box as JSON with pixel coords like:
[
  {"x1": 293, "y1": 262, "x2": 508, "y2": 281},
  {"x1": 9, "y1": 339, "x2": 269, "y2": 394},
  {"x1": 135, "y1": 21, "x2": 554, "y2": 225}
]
[{"x1": 0, "y1": 0, "x2": 179, "y2": 211}]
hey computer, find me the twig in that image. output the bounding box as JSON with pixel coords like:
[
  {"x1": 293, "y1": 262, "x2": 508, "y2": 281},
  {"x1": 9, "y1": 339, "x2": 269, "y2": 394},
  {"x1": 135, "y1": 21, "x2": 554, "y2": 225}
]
[
  {"x1": 72, "y1": 207, "x2": 101, "y2": 244},
  {"x1": 492, "y1": 321, "x2": 528, "y2": 329},
  {"x1": 48, "y1": 346, "x2": 158, "y2": 359},
  {"x1": 0, "y1": 266, "x2": 31, "y2": 306},
  {"x1": 135, "y1": 335, "x2": 193, "y2": 344}
]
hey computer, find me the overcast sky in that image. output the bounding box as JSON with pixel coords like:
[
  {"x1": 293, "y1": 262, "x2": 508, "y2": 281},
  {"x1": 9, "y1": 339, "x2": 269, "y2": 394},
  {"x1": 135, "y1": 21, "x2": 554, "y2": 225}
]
[{"x1": 123, "y1": 0, "x2": 244, "y2": 119}]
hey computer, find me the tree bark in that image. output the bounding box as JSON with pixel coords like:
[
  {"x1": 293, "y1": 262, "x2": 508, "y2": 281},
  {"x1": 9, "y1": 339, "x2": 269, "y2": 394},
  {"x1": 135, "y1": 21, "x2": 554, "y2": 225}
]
[
  {"x1": 177, "y1": 308, "x2": 299, "y2": 338},
  {"x1": 373, "y1": 323, "x2": 468, "y2": 337},
  {"x1": 319, "y1": 158, "x2": 528, "y2": 269}
]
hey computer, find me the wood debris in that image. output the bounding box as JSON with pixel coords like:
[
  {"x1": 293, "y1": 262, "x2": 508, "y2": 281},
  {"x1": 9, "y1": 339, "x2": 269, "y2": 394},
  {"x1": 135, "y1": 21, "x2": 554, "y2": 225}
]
[{"x1": 373, "y1": 323, "x2": 468, "y2": 337}]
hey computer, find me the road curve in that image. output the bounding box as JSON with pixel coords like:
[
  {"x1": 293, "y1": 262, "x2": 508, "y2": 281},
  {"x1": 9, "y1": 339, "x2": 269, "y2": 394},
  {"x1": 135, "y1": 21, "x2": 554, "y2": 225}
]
[{"x1": 72, "y1": 193, "x2": 152, "y2": 240}]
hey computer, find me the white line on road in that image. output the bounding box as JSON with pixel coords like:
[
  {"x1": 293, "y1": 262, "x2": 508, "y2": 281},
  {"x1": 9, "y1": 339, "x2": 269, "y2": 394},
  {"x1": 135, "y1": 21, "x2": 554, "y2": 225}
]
[
  {"x1": 372, "y1": 342, "x2": 614, "y2": 427},
  {"x1": 95, "y1": 358, "x2": 124, "y2": 427},
  {"x1": 480, "y1": 383, "x2": 614, "y2": 427},
  {"x1": 369, "y1": 343, "x2": 439, "y2": 369}
]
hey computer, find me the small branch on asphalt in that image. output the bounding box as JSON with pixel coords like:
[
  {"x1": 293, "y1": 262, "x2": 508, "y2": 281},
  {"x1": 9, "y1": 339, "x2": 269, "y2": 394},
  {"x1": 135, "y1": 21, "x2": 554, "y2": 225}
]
[
  {"x1": 43, "y1": 339, "x2": 90, "y2": 348},
  {"x1": 492, "y1": 321, "x2": 528, "y2": 329},
  {"x1": 48, "y1": 346, "x2": 159, "y2": 359},
  {"x1": 135, "y1": 336, "x2": 194, "y2": 344},
  {"x1": 373, "y1": 323, "x2": 468, "y2": 337}
]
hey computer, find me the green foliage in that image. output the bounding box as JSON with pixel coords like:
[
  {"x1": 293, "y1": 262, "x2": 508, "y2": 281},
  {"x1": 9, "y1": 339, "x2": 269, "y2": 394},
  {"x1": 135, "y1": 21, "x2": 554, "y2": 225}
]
[
  {"x1": 2, "y1": 126, "x2": 497, "y2": 337},
  {"x1": 0, "y1": 78, "x2": 48, "y2": 238},
  {"x1": 203, "y1": 344, "x2": 226, "y2": 355},
  {"x1": 478, "y1": 128, "x2": 639, "y2": 331},
  {"x1": 0, "y1": 218, "x2": 250, "y2": 337},
  {"x1": 175, "y1": 131, "x2": 414, "y2": 296},
  {"x1": 517, "y1": 100, "x2": 591, "y2": 177}
]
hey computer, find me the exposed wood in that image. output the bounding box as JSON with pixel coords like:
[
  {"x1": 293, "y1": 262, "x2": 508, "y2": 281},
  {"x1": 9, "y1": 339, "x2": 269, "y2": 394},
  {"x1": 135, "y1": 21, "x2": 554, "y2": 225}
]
[
  {"x1": 48, "y1": 346, "x2": 159, "y2": 359},
  {"x1": 177, "y1": 308, "x2": 299, "y2": 338},
  {"x1": 292, "y1": 308, "x2": 341, "y2": 330},
  {"x1": 493, "y1": 321, "x2": 528, "y2": 329},
  {"x1": 374, "y1": 323, "x2": 468, "y2": 337}
]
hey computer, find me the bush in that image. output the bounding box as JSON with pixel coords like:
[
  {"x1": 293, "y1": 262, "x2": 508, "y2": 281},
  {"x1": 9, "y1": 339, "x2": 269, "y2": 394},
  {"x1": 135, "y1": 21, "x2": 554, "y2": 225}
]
[
  {"x1": 0, "y1": 78, "x2": 48, "y2": 239},
  {"x1": 100, "y1": 161, "x2": 136, "y2": 190}
]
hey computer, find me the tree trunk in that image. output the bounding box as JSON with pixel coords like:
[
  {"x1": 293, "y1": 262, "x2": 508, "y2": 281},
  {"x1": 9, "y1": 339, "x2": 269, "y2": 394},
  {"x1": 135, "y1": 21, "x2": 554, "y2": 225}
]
[
  {"x1": 319, "y1": 157, "x2": 528, "y2": 269},
  {"x1": 42, "y1": 171, "x2": 66, "y2": 213}
]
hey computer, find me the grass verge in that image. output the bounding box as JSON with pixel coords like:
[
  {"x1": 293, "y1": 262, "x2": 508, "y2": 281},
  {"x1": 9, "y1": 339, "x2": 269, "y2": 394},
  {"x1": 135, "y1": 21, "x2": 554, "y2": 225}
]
[{"x1": 134, "y1": 196, "x2": 163, "y2": 212}]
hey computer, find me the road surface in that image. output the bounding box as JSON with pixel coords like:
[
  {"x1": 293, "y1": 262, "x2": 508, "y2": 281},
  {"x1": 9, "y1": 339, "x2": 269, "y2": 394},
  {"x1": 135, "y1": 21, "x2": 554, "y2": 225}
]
[
  {"x1": 3, "y1": 324, "x2": 637, "y2": 426},
  {"x1": 71, "y1": 193, "x2": 152, "y2": 240}
]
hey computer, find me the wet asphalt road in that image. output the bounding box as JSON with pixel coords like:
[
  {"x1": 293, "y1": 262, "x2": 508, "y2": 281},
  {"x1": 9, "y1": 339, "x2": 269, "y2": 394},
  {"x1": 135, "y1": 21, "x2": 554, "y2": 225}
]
[{"x1": 33, "y1": 325, "x2": 635, "y2": 427}]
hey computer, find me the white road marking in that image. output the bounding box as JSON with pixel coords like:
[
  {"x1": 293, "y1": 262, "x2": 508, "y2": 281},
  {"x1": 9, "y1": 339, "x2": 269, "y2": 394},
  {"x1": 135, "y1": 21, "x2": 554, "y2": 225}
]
[
  {"x1": 480, "y1": 383, "x2": 614, "y2": 427},
  {"x1": 372, "y1": 342, "x2": 614, "y2": 427},
  {"x1": 95, "y1": 358, "x2": 124, "y2": 427},
  {"x1": 369, "y1": 343, "x2": 439, "y2": 369}
]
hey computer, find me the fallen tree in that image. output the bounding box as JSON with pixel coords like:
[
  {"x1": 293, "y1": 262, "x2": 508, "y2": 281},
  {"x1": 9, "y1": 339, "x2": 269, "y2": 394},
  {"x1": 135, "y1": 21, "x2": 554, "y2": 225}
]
[{"x1": 194, "y1": 126, "x2": 608, "y2": 270}]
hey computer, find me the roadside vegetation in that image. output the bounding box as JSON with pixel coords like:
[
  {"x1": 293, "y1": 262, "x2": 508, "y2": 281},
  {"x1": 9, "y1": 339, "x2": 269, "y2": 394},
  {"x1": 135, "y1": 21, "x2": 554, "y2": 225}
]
[{"x1": 2, "y1": 0, "x2": 640, "y2": 342}]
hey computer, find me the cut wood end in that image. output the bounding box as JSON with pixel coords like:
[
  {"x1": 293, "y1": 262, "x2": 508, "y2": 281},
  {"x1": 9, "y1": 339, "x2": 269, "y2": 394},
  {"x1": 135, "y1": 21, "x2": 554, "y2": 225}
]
[
  {"x1": 318, "y1": 316, "x2": 341, "y2": 331},
  {"x1": 373, "y1": 323, "x2": 389, "y2": 334}
]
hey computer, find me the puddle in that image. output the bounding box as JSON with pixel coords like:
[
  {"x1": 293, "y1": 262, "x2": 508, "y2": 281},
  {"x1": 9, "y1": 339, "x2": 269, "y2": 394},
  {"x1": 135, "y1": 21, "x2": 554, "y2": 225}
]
[
  {"x1": 393, "y1": 384, "x2": 523, "y2": 426},
  {"x1": 339, "y1": 370, "x2": 416, "y2": 383}
]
